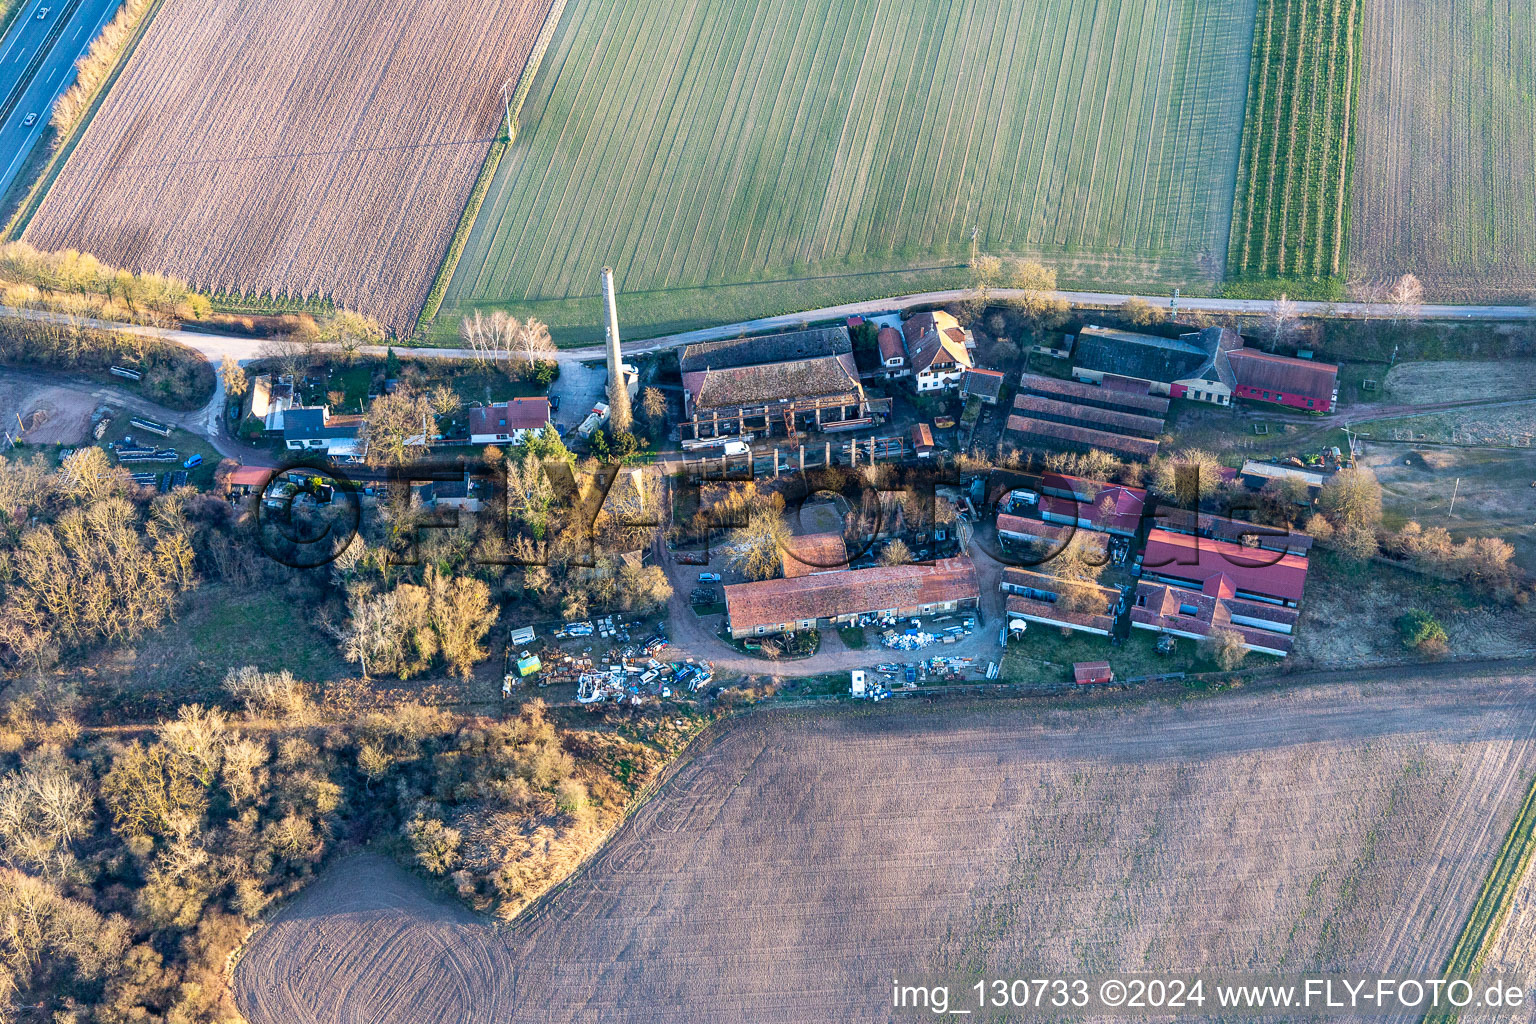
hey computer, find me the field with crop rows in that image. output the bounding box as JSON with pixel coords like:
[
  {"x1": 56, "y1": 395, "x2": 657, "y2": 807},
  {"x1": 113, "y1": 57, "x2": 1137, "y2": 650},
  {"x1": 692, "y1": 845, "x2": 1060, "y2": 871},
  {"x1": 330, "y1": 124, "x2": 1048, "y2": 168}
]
[
  {"x1": 236, "y1": 673, "x2": 1536, "y2": 1024},
  {"x1": 1350, "y1": 0, "x2": 1536, "y2": 299},
  {"x1": 443, "y1": 0, "x2": 1257, "y2": 343},
  {"x1": 1226, "y1": 0, "x2": 1362, "y2": 291},
  {"x1": 21, "y1": 0, "x2": 555, "y2": 334}
]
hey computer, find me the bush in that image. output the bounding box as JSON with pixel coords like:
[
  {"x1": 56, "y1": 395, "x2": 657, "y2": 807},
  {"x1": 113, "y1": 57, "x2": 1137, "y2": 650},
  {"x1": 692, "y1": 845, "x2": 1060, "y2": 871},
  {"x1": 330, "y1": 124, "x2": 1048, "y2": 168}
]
[{"x1": 1396, "y1": 610, "x2": 1449, "y2": 656}]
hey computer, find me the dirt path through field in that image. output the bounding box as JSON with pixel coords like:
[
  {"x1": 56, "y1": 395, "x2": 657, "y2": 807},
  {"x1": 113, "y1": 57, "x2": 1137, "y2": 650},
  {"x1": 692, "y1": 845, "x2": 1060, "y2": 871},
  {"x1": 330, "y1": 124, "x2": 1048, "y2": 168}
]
[{"x1": 236, "y1": 672, "x2": 1536, "y2": 1023}]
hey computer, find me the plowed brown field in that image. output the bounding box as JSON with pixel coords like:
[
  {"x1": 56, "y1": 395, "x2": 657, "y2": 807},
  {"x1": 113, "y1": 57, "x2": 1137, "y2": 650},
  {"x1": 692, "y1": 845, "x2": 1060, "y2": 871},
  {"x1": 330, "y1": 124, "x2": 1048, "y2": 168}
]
[
  {"x1": 22, "y1": 0, "x2": 554, "y2": 333},
  {"x1": 236, "y1": 672, "x2": 1536, "y2": 1024},
  {"x1": 1351, "y1": 0, "x2": 1536, "y2": 298}
]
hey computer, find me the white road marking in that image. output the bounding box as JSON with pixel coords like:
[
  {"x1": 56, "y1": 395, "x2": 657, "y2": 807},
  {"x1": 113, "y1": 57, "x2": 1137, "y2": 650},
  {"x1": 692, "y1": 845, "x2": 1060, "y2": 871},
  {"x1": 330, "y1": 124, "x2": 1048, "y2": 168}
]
[
  {"x1": 0, "y1": 2, "x2": 43, "y2": 67},
  {"x1": 0, "y1": 0, "x2": 125, "y2": 198}
]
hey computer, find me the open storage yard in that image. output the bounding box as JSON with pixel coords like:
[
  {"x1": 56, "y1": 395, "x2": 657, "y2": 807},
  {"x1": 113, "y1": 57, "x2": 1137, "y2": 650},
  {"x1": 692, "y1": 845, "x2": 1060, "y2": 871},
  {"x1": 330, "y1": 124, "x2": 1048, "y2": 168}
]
[
  {"x1": 20, "y1": 0, "x2": 556, "y2": 334},
  {"x1": 443, "y1": 0, "x2": 1257, "y2": 342},
  {"x1": 236, "y1": 674, "x2": 1536, "y2": 1023},
  {"x1": 1350, "y1": 0, "x2": 1536, "y2": 298}
]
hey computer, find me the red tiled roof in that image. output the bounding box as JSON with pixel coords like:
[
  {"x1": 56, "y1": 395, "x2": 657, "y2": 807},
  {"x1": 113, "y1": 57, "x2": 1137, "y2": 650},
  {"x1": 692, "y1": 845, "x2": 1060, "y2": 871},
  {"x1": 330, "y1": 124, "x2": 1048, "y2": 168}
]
[
  {"x1": 469, "y1": 398, "x2": 550, "y2": 436},
  {"x1": 877, "y1": 326, "x2": 906, "y2": 363},
  {"x1": 904, "y1": 312, "x2": 973, "y2": 375},
  {"x1": 726, "y1": 557, "x2": 979, "y2": 633},
  {"x1": 1227, "y1": 349, "x2": 1339, "y2": 402},
  {"x1": 227, "y1": 466, "x2": 269, "y2": 487},
  {"x1": 1073, "y1": 661, "x2": 1113, "y2": 685},
  {"x1": 1140, "y1": 529, "x2": 1309, "y2": 603},
  {"x1": 911, "y1": 423, "x2": 935, "y2": 450},
  {"x1": 1130, "y1": 579, "x2": 1295, "y2": 655},
  {"x1": 782, "y1": 532, "x2": 849, "y2": 577}
]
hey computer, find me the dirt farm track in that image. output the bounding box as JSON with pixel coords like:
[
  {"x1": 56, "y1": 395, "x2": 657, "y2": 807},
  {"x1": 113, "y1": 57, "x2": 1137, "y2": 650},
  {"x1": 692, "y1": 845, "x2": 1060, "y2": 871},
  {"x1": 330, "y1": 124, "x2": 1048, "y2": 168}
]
[{"x1": 236, "y1": 673, "x2": 1536, "y2": 1024}]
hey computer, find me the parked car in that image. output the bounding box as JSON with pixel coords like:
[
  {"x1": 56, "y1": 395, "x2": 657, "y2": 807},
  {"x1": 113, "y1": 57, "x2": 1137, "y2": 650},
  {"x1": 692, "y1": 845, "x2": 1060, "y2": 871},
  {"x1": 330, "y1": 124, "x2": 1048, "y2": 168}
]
[
  {"x1": 22, "y1": 113, "x2": 37, "y2": 127},
  {"x1": 548, "y1": 395, "x2": 560, "y2": 411},
  {"x1": 35, "y1": 7, "x2": 49, "y2": 20},
  {"x1": 698, "y1": 572, "x2": 722, "y2": 583},
  {"x1": 182, "y1": 454, "x2": 203, "y2": 469}
]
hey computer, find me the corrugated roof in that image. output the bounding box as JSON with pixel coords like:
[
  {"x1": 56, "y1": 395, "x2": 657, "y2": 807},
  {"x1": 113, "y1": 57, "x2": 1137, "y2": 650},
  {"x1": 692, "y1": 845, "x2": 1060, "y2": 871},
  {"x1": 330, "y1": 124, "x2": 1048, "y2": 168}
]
[
  {"x1": 1017, "y1": 371, "x2": 1170, "y2": 416},
  {"x1": 1004, "y1": 592, "x2": 1115, "y2": 634},
  {"x1": 1152, "y1": 505, "x2": 1315, "y2": 555},
  {"x1": 1140, "y1": 529, "x2": 1309, "y2": 603},
  {"x1": 911, "y1": 423, "x2": 935, "y2": 450},
  {"x1": 680, "y1": 326, "x2": 851, "y2": 374},
  {"x1": 725, "y1": 557, "x2": 979, "y2": 633},
  {"x1": 1228, "y1": 348, "x2": 1339, "y2": 402},
  {"x1": 1005, "y1": 415, "x2": 1159, "y2": 459},
  {"x1": 962, "y1": 367, "x2": 1005, "y2": 399},
  {"x1": 1074, "y1": 325, "x2": 1212, "y2": 384},
  {"x1": 227, "y1": 466, "x2": 269, "y2": 486},
  {"x1": 1011, "y1": 392, "x2": 1165, "y2": 438}
]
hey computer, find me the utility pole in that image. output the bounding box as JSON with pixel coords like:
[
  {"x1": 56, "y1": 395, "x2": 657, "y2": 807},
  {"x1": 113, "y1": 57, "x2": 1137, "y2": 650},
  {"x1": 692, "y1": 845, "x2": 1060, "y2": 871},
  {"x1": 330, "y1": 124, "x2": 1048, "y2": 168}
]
[{"x1": 1448, "y1": 477, "x2": 1461, "y2": 517}]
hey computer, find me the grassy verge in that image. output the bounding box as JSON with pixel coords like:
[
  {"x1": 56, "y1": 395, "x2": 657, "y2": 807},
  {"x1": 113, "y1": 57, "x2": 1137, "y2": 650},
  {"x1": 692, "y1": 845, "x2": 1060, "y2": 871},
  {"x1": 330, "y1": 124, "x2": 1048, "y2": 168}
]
[
  {"x1": 2, "y1": 0, "x2": 168, "y2": 240},
  {"x1": 0, "y1": 0, "x2": 26, "y2": 45},
  {"x1": 1424, "y1": 770, "x2": 1536, "y2": 1023}
]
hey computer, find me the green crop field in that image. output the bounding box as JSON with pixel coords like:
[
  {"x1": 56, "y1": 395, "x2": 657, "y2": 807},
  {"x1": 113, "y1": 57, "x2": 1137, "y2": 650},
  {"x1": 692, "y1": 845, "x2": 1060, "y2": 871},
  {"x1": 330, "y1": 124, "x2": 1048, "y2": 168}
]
[
  {"x1": 440, "y1": 0, "x2": 1257, "y2": 344},
  {"x1": 1226, "y1": 0, "x2": 1362, "y2": 296}
]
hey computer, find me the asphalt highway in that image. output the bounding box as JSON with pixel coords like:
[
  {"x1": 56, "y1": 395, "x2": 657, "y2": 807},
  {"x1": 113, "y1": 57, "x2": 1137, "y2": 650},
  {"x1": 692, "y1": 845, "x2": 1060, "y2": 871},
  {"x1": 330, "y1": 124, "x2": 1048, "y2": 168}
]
[{"x1": 0, "y1": 0, "x2": 122, "y2": 201}]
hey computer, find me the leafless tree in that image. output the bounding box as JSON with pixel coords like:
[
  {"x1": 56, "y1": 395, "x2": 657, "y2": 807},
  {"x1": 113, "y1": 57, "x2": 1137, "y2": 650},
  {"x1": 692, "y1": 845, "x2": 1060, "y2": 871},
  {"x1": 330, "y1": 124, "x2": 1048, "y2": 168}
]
[
  {"x1": 1386, "y1": 272, "x2": 1424, "y2": 322},
  {"x1": 1267, "y1": 293, "x2": 1299, "y2": 346}
]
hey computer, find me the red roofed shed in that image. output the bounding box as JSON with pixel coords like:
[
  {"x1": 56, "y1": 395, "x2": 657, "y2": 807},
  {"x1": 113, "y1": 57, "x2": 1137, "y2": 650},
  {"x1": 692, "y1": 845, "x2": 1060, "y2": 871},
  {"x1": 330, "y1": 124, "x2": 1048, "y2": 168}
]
[{"x1": 1073, "y1": 661, "x2": 1114, "y2": 685}]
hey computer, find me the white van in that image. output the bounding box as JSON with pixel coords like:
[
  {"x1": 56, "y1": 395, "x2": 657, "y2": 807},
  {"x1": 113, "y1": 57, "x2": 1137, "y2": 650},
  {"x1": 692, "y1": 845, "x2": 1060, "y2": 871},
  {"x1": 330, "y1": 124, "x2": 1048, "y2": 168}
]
[{"x1": 721, "y1": 440, "x2": 749, "y2": 456}]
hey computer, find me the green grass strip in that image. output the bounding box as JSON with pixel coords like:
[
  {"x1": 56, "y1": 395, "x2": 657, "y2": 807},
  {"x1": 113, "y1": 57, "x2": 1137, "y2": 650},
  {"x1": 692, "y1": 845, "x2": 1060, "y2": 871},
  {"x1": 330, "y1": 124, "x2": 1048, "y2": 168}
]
[
  {"x1": 2, "y1": 0, "x2": 167, "y2": 242},
  {"x1": 1424, "y1": 768, "x2": 1536, "y2": 1024}
]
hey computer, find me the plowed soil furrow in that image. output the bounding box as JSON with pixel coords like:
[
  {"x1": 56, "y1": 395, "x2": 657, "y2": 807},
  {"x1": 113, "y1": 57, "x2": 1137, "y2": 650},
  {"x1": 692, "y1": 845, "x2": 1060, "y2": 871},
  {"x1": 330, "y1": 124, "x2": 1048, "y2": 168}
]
[{"x1": 238, "y1": 673, "x2": 1536, "y2": 1024}]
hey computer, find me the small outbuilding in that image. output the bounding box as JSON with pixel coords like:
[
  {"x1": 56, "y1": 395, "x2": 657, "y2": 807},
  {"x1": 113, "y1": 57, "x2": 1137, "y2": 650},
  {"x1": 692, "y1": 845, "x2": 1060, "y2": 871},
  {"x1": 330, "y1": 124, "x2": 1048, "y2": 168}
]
[{"x1": 1072, "y1": 661, "x2": 1114, "y2": 686}]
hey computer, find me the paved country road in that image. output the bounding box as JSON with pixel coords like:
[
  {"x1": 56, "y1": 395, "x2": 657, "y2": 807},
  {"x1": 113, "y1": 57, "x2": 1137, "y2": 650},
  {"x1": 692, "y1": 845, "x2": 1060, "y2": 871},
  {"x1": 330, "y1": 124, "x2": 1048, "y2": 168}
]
[
  {"x1": 4, "y1": 286, "x2": 1533, "y2": 443},
  {"x1": 0, "y1": 0, "x2": 123, "y2": 199}
]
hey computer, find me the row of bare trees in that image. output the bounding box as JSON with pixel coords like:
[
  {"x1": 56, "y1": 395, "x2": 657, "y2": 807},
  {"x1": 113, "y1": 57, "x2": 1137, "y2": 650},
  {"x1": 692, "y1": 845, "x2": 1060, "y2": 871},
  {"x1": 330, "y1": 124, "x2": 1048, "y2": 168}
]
[{"x1": 459, "y1": 310, "x2": 556, "y2": 373}]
